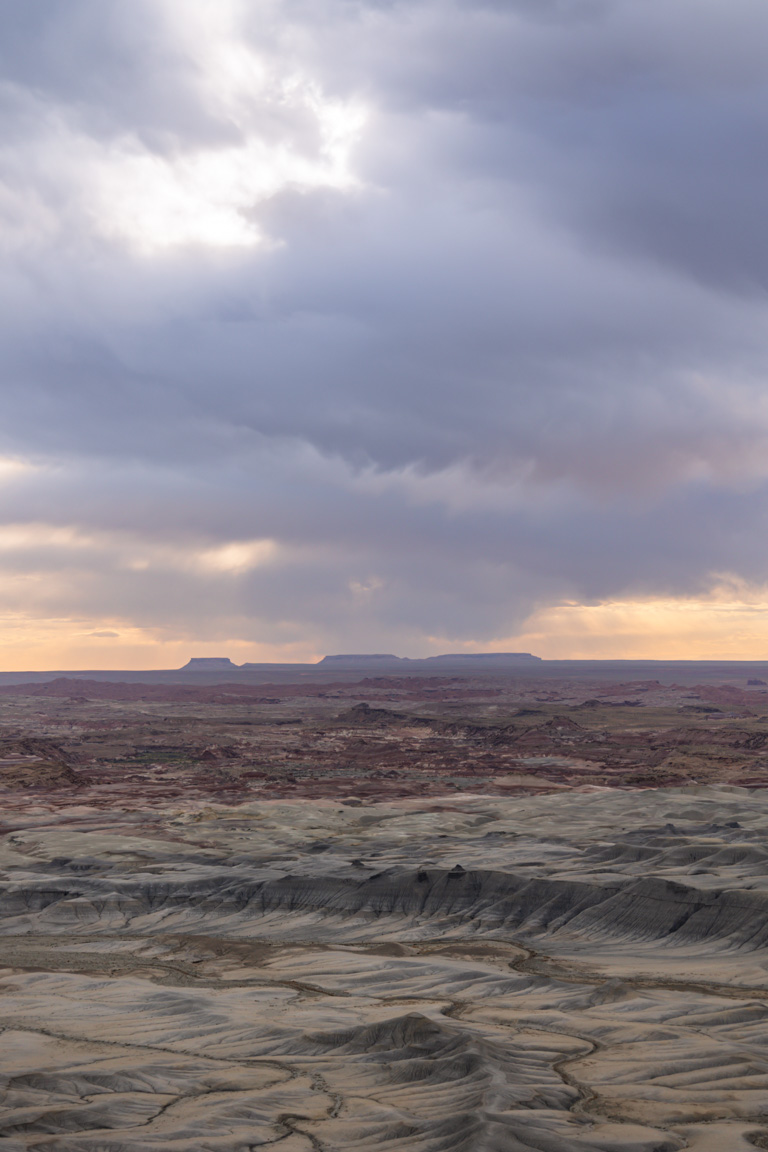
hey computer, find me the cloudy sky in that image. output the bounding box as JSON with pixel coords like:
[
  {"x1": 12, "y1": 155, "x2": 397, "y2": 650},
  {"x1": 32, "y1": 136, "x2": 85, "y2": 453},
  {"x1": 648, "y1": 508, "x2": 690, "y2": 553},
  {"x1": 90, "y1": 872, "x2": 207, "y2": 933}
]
[{"x1": 1, "y1": 0, "x2": 768, "y2": 668}]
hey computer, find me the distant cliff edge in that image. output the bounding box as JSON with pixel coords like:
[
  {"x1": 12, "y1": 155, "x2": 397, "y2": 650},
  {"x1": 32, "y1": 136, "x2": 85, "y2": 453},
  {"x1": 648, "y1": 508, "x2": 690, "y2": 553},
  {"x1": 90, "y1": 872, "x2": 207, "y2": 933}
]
[
  {"x1": 180, "y1": 657, "x2": 241, "y2": 670},
  {"x1": 178, "y1": 652, "x2": 542, "y2": 673},
  {"x1": 318, "y1": 652, "x2": 541, "y2": 666}
]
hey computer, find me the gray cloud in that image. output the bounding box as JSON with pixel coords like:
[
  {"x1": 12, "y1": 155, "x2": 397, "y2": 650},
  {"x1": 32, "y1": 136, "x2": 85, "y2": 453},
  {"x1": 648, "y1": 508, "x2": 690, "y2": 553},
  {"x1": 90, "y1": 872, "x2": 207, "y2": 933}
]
[{"x1": 0, "y1": 0, "x2": 766, "y2": 656}]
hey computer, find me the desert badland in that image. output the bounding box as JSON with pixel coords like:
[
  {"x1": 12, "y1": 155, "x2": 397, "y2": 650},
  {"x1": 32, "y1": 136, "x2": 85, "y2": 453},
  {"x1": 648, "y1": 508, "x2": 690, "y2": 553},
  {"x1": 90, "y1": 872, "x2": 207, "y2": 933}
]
[{"x1": 2, "y1": 662, "x2": 768, "y2": 1150}]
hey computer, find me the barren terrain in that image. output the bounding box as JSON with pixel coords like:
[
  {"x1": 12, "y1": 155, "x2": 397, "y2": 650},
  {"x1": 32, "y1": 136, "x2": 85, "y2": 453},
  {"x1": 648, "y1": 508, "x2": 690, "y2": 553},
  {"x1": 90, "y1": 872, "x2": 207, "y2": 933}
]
[{"x1": 2, "y1": 673, "x2": 768, "y2": 1149}]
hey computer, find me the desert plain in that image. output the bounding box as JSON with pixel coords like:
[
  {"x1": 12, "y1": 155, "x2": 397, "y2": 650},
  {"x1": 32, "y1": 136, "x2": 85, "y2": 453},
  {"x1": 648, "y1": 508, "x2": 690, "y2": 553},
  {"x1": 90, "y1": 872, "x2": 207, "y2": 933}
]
[{"x1": 2, "y1": 667, "x2": 768, "y2": 1149}]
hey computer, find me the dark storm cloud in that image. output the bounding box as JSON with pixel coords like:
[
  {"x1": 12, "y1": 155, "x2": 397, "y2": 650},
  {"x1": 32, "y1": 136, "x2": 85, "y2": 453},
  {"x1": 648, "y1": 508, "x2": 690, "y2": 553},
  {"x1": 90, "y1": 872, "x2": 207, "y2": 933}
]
[{"x1": 0, "y1": 0, "x2": 767, "y2": 653}]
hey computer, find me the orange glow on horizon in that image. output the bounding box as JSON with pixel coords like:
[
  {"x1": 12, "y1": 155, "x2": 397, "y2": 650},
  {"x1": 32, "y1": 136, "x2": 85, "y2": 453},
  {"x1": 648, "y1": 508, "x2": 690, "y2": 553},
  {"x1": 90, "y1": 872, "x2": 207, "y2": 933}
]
[
  {"x1": 0, "y1": 617, "x2": 325, "y2": 671},
  {"x1": 509, "y1": 589, "x2": 768, "y2": 660},
  {"x1": 1, "y1": 585, "x2": 768, "y2": 669}
]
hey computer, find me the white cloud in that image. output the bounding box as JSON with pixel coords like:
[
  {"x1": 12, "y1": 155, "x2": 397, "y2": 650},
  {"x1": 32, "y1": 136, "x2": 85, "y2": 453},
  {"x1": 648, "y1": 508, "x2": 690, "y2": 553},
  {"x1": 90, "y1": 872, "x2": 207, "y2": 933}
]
[
  {"x1": 0, "y1": 0, "x2": 367, "y2": 254},
  {"x1": 88, "y1": 94, "x2": 366, "y2": 252},
  {"x1": 197, "y1": 538, "x2": 278, "y2": 573}
]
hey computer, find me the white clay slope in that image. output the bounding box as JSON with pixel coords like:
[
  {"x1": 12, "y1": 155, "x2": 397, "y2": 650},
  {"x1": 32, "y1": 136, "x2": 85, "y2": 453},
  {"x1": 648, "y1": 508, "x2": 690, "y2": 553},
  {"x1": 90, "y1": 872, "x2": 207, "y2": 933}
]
[{"x1": 2, "y1": 787, "x2": 768, "y2": 1150}]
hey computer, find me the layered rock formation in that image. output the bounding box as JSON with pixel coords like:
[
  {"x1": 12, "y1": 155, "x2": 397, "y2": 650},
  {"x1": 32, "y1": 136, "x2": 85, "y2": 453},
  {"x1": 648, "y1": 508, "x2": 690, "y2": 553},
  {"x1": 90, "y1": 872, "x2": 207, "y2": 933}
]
[{"x1": 3, "y1": 786, "x2": 768, "y2": 1150}]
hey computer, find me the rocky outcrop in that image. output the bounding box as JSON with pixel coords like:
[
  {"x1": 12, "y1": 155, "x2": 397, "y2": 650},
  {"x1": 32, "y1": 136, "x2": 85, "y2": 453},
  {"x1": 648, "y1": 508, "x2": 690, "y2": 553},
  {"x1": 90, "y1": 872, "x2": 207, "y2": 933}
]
[{"x1": 2, "y1": 864, "x2": 766, "y2": 953}]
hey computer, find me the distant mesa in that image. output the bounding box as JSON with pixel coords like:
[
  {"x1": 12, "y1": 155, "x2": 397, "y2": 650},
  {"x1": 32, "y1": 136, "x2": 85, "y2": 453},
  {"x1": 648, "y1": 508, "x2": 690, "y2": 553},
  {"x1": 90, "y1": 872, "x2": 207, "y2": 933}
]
[
  {"x1": 180, "y1": 657, "x2": 240, "y2": 671},
  {"x1": 318, "y1": 652, "x2": 540, "y2": 666},
  {"x1": 424, "y1": 652, "x2": 540, "y2": 663},
  {"x1": 319, "y1": 654, "x2": 401, "y2": 664},
  {"x1": 178, "y1": 652, "x2": 541, "y2": 673}
]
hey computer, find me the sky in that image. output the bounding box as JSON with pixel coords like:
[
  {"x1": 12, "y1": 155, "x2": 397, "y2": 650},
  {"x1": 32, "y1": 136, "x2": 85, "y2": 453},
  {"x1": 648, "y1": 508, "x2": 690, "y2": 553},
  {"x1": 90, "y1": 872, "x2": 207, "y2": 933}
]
[{"x1": 1, "y1": 0, "x2": 768, "y2": 668}]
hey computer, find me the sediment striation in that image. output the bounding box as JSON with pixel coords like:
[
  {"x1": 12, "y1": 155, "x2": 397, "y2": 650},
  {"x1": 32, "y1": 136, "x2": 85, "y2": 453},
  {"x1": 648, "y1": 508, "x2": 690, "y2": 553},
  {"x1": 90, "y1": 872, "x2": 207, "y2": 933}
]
[{"x1": 3, "y1": 784, "x2": 768, "y2": 1150}]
